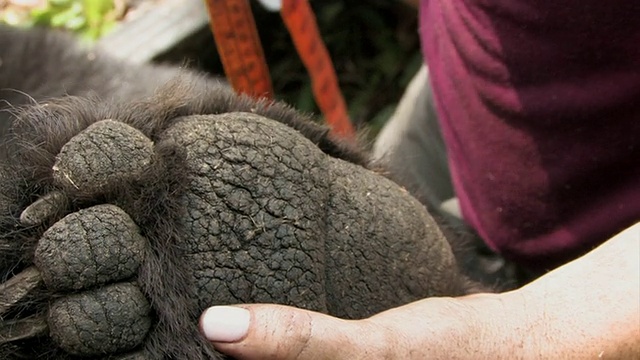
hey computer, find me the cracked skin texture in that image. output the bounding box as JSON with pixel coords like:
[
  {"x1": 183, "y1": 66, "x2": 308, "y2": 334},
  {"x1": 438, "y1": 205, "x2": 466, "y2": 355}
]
[
  {"x1": 2, "y1": 107, "x2": 469, "y2": 359},
  {"x1": 35, "y1": 205, "x2": 146, "y2": 292},
  {"x1": 48, "y1": 282, "x2": 152, "y2": 357},
  {"x1": 162, "y1": 113, "x2": 462, "y2": 318}
]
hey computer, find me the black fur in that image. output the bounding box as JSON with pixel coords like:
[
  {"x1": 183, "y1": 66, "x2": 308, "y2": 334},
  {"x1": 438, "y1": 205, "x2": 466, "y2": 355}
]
[{"x1": 0, "y1": 25, "x2": 366, "y2": 166}]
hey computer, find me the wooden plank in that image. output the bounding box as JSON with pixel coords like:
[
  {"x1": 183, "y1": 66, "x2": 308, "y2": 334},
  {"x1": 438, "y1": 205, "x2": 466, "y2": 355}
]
[{"x1": 98, "y1": 0, "x2": 210, "y2": 64}]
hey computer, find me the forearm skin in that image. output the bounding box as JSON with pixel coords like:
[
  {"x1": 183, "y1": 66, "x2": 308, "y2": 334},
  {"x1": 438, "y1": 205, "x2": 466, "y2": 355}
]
[{"x1": 367, "y1": 223, "x2": 639, "y2": 359}]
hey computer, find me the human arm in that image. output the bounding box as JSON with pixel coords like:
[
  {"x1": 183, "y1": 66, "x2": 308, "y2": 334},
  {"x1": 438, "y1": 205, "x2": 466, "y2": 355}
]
[{"x1": 201, "y1": 222, "x2": 640, "y2": 359}]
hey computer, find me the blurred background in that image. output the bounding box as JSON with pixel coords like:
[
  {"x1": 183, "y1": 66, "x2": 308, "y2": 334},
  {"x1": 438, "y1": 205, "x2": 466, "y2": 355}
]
[{"x1": 0, "y1": 0, "x2": 422, "y2": 134}]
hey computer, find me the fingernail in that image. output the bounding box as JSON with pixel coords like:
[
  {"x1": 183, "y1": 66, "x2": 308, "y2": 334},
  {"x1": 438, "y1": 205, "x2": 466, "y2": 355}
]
[{"x1": 200, "y1": 306, "x2": 251, "y2": 343}]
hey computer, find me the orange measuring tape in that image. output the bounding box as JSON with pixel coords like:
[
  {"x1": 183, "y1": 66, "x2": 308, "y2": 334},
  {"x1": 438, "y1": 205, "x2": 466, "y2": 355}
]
[
  {"x1": 204, "y1": 0, "x2": 274, "y2": 99},
  {"x1": 204, "y1": 0, "x2": 356, "y2": 140}
]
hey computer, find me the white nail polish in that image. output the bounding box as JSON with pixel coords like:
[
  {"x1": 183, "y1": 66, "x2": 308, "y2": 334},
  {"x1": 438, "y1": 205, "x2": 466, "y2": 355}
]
[{"x1": 201, "y1": 306, "x2": 251, "y2": 343}]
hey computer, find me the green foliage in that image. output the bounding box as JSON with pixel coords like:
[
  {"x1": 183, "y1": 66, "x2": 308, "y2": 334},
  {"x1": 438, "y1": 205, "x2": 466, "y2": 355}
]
[{"x1": 26, "y1": 0, "x2": 116, "y2": 40}]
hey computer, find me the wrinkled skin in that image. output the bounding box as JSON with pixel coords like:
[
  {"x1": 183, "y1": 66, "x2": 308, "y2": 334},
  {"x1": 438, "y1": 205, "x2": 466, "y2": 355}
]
[{"x1": 0, "y1": 26, "x2": 478, "y2": 359}]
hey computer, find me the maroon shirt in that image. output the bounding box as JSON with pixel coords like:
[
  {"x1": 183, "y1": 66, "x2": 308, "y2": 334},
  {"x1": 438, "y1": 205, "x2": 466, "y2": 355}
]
[{"x1": 420, "y1": 0, "x2": 640, "y2": 271}]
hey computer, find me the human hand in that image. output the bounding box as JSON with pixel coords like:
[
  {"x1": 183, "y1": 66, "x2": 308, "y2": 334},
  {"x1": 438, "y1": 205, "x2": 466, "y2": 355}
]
[{"x1": 199, "y1": 295, "x2": 504, "y2": 360}]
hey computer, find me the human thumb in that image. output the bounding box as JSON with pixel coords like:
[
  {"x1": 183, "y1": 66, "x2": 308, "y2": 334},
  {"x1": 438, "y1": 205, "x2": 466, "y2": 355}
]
[{"x1": 199, "y1": 304, "x2": 386, "y2": 360}]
